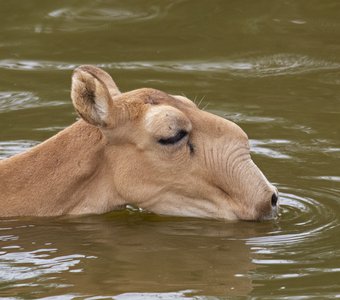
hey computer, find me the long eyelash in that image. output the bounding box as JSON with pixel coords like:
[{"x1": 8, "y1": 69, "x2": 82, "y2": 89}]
[{"x1": 158, "y1": 130, "x2": 188, "y2": 145}]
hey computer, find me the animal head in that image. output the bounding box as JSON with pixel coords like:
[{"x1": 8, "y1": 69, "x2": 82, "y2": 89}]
[{"x1": 71, "y1": 65, "x2": 278, "y2": 221}]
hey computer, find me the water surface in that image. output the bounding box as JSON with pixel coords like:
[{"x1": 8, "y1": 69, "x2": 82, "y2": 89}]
[{"x1": 0, "y1": 1, "x2": 339, "y2": 299}]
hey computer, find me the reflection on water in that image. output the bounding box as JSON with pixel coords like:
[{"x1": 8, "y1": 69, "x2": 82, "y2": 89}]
[
  {"x1": 0, "y1": 0, "x2": 340, "y2": 299},
  {"x1": 0, "y1": 215, "x2": 256, "y2": 298}
]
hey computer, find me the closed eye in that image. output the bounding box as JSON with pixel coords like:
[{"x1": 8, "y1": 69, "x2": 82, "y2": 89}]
[{"x1": 158, "y1": 130, "x2": 188, "y2": 145}]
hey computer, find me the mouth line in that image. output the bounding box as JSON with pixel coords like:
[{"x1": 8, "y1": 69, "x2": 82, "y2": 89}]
[
  {"x1": 219, "y1": 193, "x2": 279, "y2": 222},
  {"x1": 259, "y1": 206, "x2": 279, "y2": 221}
]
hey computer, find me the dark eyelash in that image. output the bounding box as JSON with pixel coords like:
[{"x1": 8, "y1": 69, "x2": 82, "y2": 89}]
[{"x1": 158, "y1": 130, "x2": 188, "y2": 145}]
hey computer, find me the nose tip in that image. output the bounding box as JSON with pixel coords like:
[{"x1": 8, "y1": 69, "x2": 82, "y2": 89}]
[{"x1": 271, "y1": 193, "x2": 278, "y2": 207}]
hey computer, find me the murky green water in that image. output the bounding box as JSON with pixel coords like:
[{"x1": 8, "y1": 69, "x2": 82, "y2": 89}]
[{"x1": 0, "y1": 1, "x2": 339, "y2": 299}]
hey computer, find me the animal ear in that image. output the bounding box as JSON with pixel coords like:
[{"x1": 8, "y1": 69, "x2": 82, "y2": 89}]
[
  {"x1": 75, "y1": 65, "x2": 121, "y2": 98},
  {"x1": 71, "y1": 65, "x2": 122, "y2": 128}
]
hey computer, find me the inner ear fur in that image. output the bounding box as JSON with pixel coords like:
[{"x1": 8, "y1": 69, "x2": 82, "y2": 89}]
[
  {"x1": 71, "y1": 66, "x2": 115, "y2": 127},
  {"x1": 75, "y1": 65, "x2": 121, "y2": 98}
]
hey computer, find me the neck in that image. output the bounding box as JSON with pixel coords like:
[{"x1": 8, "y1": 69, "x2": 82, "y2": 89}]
[{"x1": 0, "y1": 120, "x2": 124, "y2": 217}]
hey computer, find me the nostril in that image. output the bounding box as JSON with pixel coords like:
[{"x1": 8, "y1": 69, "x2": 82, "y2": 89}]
[{"x1": 271, "y1": 193, "x2": 278, "y2": 207}]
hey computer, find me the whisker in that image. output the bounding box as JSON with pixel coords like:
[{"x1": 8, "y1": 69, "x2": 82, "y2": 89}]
[
  {"x1": 201, "y1": 102, "x2": 210, "y2": 111},
  {"x1": 197, "y1": 95, "x2": 206, "y2": 108}
]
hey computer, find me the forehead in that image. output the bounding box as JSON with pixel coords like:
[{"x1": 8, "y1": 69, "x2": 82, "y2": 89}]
[
  {"x1": 144, "y1": 105, "x2": 182, "y2": 131},
  {"x1": 122, "y1": 88, "x2": 195, "y2": 109},
  {"x1": 126, "y1": 88, "x2": 248, "y2": 140},
  {"x1": 171, "y1": 95, "x2": 197, "y2": 108}
]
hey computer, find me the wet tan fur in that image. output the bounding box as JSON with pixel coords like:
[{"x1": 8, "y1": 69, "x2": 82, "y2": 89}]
[{"x1": 0, "y1": 66, "x2": 277, "y2": 220}]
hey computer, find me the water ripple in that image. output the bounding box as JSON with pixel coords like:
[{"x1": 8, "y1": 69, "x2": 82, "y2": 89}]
[
  {"x1": 0, "y1": 140, "x2": 39, "y2": 159},
  {"x1": 244, "y1": 184, "x2": 340, "y2": 299},
  {"x1": 33, "y1": 6, "x2": 163, "y2": 33},
  {"x1": 0, "y1": 91, "x2": 64, "y2": 113},
  {"x1": 248, "y1": 186, "x2": 339, "y2": 248},
  {"x1": 1, "y1": 54, "x2": 339, "y2": 77},
  {"x1": 0, "y1": 249, "x2": 85, "y2": 281},
  {"x1": 111, "y1": 290, "x2": 208, "y2": 300},
  {"x1": 0, "y1": 60, "x2": 77, "y2": 71},
  {"x1": 47, "y1": 7, "x2": 160, "y2": 23},
  {"x1": 250, "y1": 139, "x2": 291, "y2": 159}
]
